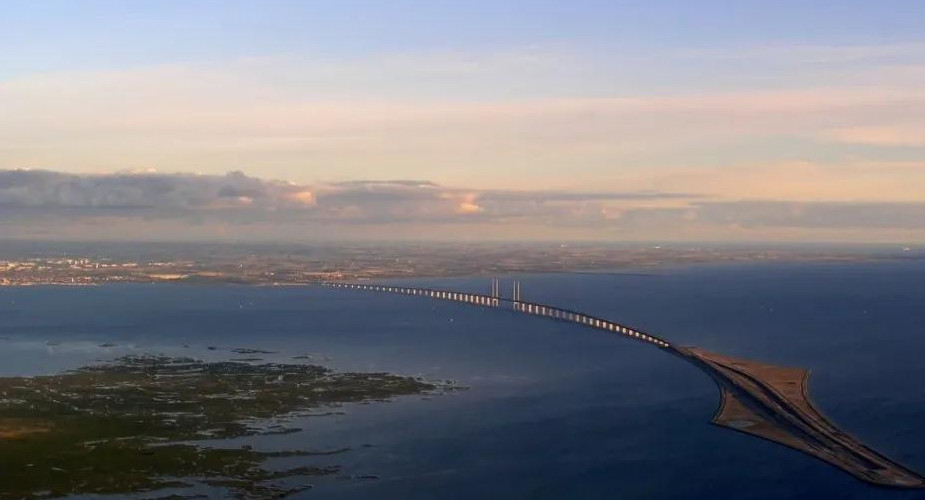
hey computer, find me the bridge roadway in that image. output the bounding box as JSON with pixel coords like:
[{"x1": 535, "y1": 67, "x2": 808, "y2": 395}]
[{"x1": 323, "y1": 280, "x2": 925, "y2": 489}]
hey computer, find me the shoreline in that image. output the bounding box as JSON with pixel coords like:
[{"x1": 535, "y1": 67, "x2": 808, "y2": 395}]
[{"x1": 0, "y1": 253, "x2": 910, "y2": 288}]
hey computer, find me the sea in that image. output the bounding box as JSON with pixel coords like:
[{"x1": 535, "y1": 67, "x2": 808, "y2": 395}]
[{"x1": 1, "y1": 259, "x2": 924, "y2": 499}]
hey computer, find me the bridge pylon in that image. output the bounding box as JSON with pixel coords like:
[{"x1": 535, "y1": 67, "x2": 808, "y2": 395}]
[{"x1": 511, "y1": 279, "x2": 522, "y2": 310}]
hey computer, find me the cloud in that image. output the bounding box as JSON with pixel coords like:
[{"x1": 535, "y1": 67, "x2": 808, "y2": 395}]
[
  {"x1": 0, "y1": 169, "x2": 695, "y2": 226},
  {"x1": 1, "y1": 169, "x2": 923, "y2": 243},
  {"x1": 0, "y1": 43, "x2": 923, "y2": 242},
  {"x1": 0, "y1": 169, "x2": 314, "y2": 211}
]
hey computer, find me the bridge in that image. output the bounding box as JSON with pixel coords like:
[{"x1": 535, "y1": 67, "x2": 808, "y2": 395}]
[
  {"x1": 323, "y1": 280, "x2": 671, "y2": 349},
  {"x1": 323, "y1": 279, "x2": 925, "y2": 489}
]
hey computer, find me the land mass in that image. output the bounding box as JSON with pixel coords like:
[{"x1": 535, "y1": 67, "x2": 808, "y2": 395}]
[
  {"x1": 0, "y1": 241, "x2": 908, "y2": 286},
  {"x1": 0, "y1": 355, "x2": 451, "y2": 499}
]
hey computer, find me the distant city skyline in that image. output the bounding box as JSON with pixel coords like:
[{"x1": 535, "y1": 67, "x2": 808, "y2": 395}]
[{"x1": 1, "y1": 1, "x2": 923, "y2": 242}]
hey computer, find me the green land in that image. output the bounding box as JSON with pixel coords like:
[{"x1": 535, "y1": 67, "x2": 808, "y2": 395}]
[{"x1": 0, "y1": 355, "x2": 445, "y2": 499}]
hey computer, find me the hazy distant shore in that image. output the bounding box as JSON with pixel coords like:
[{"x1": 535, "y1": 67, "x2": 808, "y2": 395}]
[{"x1": 1, "y1": 241, "x2": 914, "y2": 287}]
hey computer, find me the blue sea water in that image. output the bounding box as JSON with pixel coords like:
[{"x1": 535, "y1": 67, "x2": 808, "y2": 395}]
[{"x1": 1, "y1": 260, "x2": 924, "y2": 499}]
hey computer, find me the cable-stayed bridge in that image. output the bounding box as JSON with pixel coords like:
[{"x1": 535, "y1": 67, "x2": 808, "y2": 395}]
[
  {"x1": 323, "y1": 280, "x2": 671, "y2": 349},
  {"x1": 324, "y1": 279, "x2": 925, "y2": 489}
]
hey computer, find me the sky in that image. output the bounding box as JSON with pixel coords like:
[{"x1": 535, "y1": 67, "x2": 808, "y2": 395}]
[{"x1": 1, "y1": 0, "x2": 924, "y2": 243}]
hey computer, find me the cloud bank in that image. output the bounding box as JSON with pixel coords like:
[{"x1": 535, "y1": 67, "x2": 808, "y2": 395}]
[
  {"x1": 0, "y1": 169, "x2": 315, "y2": 211},
  {"x1": 0, "y1": 169, "x2": 689, "y2": 224},
  {"x1": 1, "y1": 169, "x2": 923, "y2": 243}
]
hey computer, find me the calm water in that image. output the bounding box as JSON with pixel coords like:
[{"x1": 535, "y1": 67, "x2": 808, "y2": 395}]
[{"x1": 1, "y1": 260, "x2": 924, "y2": 499}]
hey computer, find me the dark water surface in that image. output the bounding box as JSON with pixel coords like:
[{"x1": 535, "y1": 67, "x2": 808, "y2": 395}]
[{"x1": 1, "y1": 260, "x2": 924, "y2": 499}]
